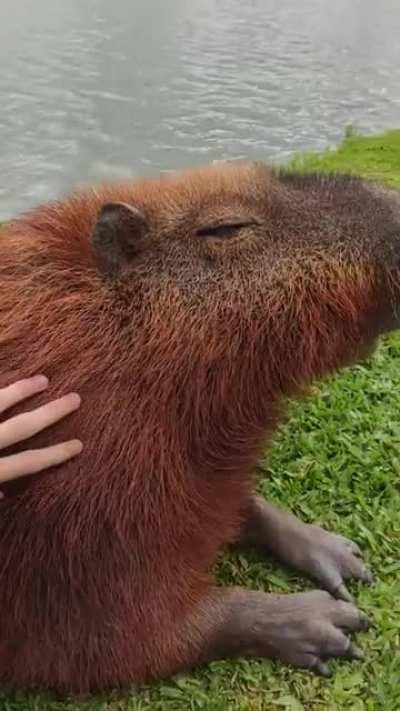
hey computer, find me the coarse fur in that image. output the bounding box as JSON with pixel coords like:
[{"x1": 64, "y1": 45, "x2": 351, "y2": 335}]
[{"x1": 0, "y1": 162, "x2": 399, "y2": 693}]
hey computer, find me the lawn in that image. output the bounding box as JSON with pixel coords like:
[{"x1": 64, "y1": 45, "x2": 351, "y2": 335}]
[{"x1": 1, "y1": 130, "x2": 400, "y2": 711}]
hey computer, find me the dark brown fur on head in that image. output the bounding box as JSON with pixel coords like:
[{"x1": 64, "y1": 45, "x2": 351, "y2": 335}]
[{"x1": 0, "y1": 162, "x2": 398, "y2": 693}]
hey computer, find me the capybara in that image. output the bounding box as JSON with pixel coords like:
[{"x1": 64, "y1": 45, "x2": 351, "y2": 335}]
[{"x1": 0, "y1": 162, "x2": 399, "y2": 693}]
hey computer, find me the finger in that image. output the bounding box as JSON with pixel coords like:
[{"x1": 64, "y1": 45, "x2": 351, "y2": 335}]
[
  {"x1": 0, "y1": 440, "x2": 83, "y2": 482},
  {"x1": 0, "y1": 393, "x2": 81, "y2": 450},
  {"x1": 0, "y1": 375, "x2": 49, "y2": 415}
]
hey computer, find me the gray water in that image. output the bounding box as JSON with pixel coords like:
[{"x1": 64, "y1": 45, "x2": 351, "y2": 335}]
[{"x1": 0, "y1": 0, "x2": 399, "y2": 220}]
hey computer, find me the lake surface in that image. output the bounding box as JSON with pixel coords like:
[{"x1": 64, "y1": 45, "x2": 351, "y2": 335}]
[{"x1": 0, "y1": 0, "x2": 399, "y2": 219}]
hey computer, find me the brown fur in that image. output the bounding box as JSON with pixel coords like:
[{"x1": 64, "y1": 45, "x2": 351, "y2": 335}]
[{"x1": 0, "y1": 162, "x2": 398, "y2": 693}]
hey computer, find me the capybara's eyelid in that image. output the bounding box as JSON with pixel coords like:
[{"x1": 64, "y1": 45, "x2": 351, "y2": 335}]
[{"x1": 196, "y1": 221, "x2": 257, "y2": 239}]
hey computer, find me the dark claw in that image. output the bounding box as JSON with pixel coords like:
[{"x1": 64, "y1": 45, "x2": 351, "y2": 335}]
[
  {"x1": 341, "y1": 539, "x2": 362, "y2": 556},
  {"x1": 348, "y1": 541, "x2": 363, "y2": 557},
  {"x1": 353, "y1": 548, "x2": 363, "y2": 558},
  {"x1": 359, "y1": 612, "x2": 372, "y2": 631},
  {"x1": 362, "y1": 569, "x2": 374, "y2": 585},
  {"x1": 346, "y1": 642, "x2": 364, "y2": 660},
  {"x1": 334, "y1": 583, "x2": 354, "y2": 603},
  {"x1": 314, "y1": 660, "x2": 332, "y2": 677}
]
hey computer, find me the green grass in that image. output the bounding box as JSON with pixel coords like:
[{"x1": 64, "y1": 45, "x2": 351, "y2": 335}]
[
  {"x1": 1, "y1": 129, "x2": 400, "y2": 711},
  {"x1": 288, "y1": 127, "x2": 400, "y2": 188}
]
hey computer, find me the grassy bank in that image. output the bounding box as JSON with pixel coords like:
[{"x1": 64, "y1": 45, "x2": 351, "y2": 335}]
[
  {"x1": 289, "y1": 128, "x2": 400, "y2": 188},
  {"x1": 1, "y1": 130, "x2": 400, "y2": 711}
]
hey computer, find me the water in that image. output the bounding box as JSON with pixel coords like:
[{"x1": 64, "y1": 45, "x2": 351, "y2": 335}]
[{"x1": 0, "y1": 0, "x2": 399, "y2": 220}]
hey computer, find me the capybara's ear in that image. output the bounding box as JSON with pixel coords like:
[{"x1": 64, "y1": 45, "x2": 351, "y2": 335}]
[{"x1": 92, "y1": 202, "x2": 149, "y2": 278}]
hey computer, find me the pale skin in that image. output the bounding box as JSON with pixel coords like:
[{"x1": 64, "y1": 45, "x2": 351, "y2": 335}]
[{"x1": 0, "y1": 375, "x2": 82, "y2": 494}]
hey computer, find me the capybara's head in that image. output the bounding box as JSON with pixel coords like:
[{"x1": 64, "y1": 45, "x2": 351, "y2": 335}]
[
  {"x1": 87, "y1": 162, "x2": 400, "y2": 392},
  {"x1": 5, "y1": 161, "x2": 400, "y2": 403}
]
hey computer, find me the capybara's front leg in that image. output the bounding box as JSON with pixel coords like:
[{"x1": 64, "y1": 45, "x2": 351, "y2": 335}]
[
  {"x1": 238, "y1": 495, "x2": 373, "y2": 602},
  {"x1": 183, "y1": 587, "x2": 369, "y2": 678}
]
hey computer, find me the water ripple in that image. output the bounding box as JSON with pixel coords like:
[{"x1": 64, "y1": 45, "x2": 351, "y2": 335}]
[{"x1": 0, "y1": 0, "x2": 399, "y2": 218}]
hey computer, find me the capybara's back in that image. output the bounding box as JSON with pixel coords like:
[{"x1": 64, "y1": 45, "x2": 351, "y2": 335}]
[{"x1": 0, "y1": 162, "x2": 399, "y2": 693}]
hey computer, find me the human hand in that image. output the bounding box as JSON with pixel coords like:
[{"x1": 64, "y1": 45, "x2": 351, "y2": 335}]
[{"x1": 0, "y1": 375, "x2": 83, "y2": 494}]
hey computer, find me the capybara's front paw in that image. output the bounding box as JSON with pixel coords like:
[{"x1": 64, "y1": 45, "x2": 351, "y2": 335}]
[
  {"x1": 238, "y1": 497, "x2": 373, "y2": 601},
  {"x1": 260, "y1": 590, "x2": 371, "y2": 676},
  {"x1": 296, "y1": 525, "x2": 373, "y2": 602}
]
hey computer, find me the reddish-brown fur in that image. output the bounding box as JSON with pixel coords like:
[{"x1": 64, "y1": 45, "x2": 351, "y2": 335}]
[{"x1": 0, "y1": 162, "x2": 398, "y2": 693}]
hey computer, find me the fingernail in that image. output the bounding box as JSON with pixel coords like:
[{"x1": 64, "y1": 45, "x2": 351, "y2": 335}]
[
  {"x1": 70, "y1": 439, "x2": 83, "y2": 455},
  {"x1": 67, "y1": 393, "x2": 81, "y2": 409},
  {"x1": 32, "y1": 375, "x2": 49, "y2": 388}
]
